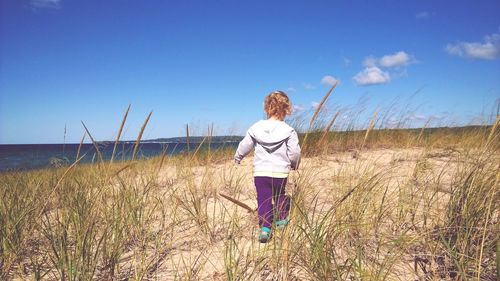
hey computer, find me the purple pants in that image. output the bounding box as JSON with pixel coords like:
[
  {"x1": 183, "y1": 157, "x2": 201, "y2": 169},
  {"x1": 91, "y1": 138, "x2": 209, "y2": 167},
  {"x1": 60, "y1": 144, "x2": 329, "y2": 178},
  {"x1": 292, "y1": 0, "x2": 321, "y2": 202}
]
[{"x1": 254, "y1": 176, "x2": 290, "y2": 228}]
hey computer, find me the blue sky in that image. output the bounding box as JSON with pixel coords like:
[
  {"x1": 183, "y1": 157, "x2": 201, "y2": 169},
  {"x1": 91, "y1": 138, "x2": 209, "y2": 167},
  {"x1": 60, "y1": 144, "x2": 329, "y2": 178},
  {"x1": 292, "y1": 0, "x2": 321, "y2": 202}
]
[{"x1": 1, "y1": 0, "x2": 499, "y2": 144}]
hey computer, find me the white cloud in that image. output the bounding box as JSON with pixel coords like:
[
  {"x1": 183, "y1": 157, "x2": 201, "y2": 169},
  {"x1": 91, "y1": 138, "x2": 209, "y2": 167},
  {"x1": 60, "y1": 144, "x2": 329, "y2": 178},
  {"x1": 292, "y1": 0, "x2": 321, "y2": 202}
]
[
  {"x1": 311, "y1": 102, "x2": 320, "y2": 110},
  {"x1": 445, "y1": 33, "x2": 500, "y2": 60},
  {"x1": 409, "y1": 114, "x2": 427, "y2": 121},
  {"x1": 363, "y1": 51, "x2": 414, "y2": 69},
  {"x1": 31, "y1": 0, "x2": 61, "y2": 9},
  {"x1": 293, "y1": 104, "x2": 305, "y2": 113},
  {"x1": 355, "y1": 51, "x2": 413, "y2": 86},
  {"x1": 353, "y1": 66, "x2": 390, "y2": 86},
  {"x1": 286, "y1": 87, "x2": 296, "y2": 92},
  {"x1": 321, "y1": 75, "x2": 339, "y2": 86},
  {"x1": 385, "y1": 117, "x2": 400, "y2": 128},
  {"x1": 415, "y1": 11, "x2": 430, "y2": 20},
  {"x1": 379, "y1": 51, "x2": 411, "y2": 68}
]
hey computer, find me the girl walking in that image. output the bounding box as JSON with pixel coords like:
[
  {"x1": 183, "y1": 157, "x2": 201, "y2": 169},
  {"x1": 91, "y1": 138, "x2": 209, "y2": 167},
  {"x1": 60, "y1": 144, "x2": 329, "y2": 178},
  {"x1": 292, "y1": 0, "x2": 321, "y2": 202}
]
[{"x1": 234, "y1": 90, "x2": 301, "y2": 243}]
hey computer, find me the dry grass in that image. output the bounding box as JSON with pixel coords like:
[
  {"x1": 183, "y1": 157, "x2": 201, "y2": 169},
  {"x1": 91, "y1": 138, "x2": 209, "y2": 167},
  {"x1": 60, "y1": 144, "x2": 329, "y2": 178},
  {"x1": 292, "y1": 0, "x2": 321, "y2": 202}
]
[{"x1": 1, "y1": 103, "x2": 499, "y2": 280}]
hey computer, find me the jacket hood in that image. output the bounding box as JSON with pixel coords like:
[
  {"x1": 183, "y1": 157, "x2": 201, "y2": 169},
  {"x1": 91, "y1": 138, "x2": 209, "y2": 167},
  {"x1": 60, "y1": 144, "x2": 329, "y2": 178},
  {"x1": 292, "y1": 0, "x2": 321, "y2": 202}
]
[{"x1": 248, "y1": 120, "x2": 294, "y2": 152}]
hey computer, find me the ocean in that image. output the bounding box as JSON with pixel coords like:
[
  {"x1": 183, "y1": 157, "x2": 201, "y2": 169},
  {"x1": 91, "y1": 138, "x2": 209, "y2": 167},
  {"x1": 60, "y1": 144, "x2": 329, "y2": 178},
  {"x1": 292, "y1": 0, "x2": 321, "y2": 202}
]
[{"x1": 0, "y1": 142, "x2": 239, "y2": 171}]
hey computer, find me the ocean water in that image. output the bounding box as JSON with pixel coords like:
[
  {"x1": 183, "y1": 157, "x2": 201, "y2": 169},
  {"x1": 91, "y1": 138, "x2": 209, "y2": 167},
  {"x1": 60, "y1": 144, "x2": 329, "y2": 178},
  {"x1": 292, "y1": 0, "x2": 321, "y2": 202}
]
[{"x1": 0, "y1": 142, "x2": 239, "y2": 171}]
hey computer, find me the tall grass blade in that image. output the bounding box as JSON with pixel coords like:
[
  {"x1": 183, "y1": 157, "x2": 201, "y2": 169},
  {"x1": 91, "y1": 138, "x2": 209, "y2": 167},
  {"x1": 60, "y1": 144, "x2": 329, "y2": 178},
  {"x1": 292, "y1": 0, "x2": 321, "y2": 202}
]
[
  {"x1": 363, "y1": 109, "x2": 378, "y2": 148},
  {"x1": 63, "y1": 123, "x2": 67, "y2": 158},
  {"x1": 111, "y1": 104, "x2": 131, "y2": 163},
  {"x1": 310, "y1": 81, "x2": 338, "y2": 127},
  {"x1": 303, "y1": 81, "x2": 338, "y2": 150},
  {"x1": 485, "y1": 114, "x2": 500, "y2": 148},
  {"x1": 208, "y1": 123, "x2": 214, "y2": 154},
  {"x1": 417, "y1": 117, "x2": 432, "y2": 143},
  {"x1": 192, "y1": 135, "x2": 208, "y2": 159},
  {"x1": 37, "y1": 154, "x2": 85, "y2": 220},
  {"x1": 81, "y1": 121, "x2": 104, "y2": 163},
  {"x1": 76, "y1": 131, "x2": 86, "y2": 161},
  {"x1": 319, "y1": 111, "x2": 340, "y2": 147},
  {"x1": 132, "y1": 111, "x2": 152, "y2": 161},
  {"x1": 186, "y1": 123, "x2": 190, "y2": 154}
]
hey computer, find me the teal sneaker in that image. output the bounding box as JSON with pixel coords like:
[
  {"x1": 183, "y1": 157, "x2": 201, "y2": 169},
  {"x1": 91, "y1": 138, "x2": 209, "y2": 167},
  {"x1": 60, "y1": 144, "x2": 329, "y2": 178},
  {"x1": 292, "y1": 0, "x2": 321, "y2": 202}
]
[
  {"x1": 275, "y1": 218, "x2": 290, "y2": 230},
  {"x1": 258, "y1": 227, "x2": 272, "y2": 243}
]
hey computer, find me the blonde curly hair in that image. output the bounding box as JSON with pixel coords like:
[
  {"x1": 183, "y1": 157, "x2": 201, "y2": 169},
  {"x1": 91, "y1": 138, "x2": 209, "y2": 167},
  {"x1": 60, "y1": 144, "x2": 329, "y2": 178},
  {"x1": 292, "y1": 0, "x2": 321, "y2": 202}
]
[{"x1": 264, "y1": 90, "x2": 292, "y2": 120}]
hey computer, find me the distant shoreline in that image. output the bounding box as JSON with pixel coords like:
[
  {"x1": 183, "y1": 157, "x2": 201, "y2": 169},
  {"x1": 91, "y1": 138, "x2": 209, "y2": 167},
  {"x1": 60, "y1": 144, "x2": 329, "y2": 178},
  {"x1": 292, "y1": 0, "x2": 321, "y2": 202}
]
[
  {"x1": 0, "y1": 125, "x2": 492, "y2": 145},
  {"x1": 0, "y1": 141, "x2": 240, "y2": 171},
  {"x1": 0, "y1": 135, "x2": 244, "y2": 146}
]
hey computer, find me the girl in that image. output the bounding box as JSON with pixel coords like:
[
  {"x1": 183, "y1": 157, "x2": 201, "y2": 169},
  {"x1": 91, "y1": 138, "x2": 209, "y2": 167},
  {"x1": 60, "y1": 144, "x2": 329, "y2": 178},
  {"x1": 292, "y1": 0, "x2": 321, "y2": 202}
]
[{"x1": 234, "y1": 90, "x2": 301, "y2": 243}]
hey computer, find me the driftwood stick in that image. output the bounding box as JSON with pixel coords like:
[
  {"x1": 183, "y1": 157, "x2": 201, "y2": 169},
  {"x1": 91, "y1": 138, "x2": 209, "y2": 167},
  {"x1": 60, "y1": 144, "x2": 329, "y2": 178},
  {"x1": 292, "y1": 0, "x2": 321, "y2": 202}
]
[{"x1": 219, "y1": 193, "x2": 255, "y2": 213}]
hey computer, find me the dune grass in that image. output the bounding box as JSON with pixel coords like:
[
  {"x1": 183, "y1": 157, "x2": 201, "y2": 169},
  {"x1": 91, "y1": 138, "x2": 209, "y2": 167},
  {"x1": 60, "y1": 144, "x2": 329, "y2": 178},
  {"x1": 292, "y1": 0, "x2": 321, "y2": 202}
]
[{"x1": 0, "y1": 101, "x2": 498, "y2": 280}]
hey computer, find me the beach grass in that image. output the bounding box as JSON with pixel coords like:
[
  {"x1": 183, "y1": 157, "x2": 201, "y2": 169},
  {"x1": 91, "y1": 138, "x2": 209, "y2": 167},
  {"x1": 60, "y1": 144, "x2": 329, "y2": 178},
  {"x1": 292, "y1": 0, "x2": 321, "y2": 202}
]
[{"x1": 1, "y1": 103, "x2": 498, "y2": 280}]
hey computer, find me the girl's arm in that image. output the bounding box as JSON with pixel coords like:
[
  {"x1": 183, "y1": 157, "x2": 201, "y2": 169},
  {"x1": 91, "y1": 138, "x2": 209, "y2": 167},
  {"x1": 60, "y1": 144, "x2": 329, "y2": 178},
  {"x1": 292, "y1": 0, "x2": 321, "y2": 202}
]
[
  {"x1": 287, "y1": 130, "x2": 301, "y2": 170},
  {"x1": 234, "y1": 131, "x2": 255, "y2": 164}
]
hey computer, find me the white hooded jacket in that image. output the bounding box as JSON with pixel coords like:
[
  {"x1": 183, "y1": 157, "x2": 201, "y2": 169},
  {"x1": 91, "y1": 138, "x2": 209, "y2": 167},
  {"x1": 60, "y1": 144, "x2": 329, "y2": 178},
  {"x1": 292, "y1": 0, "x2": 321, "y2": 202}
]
[{"x1": 234, "y1": 119, "x2": 301, "y2": 176}]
